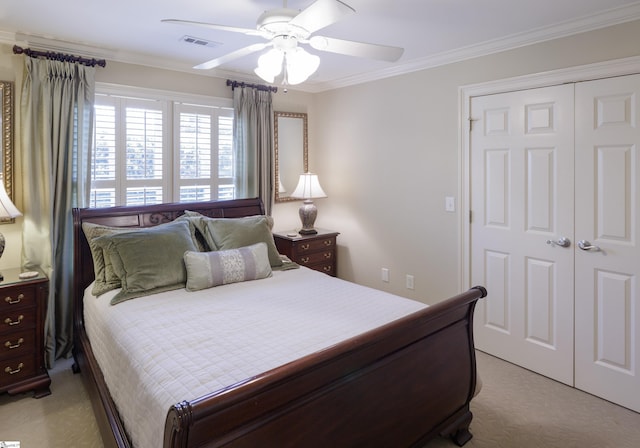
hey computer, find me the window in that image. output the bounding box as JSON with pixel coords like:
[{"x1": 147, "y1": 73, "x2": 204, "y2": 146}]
[{"x1": 90, "y1": 85, "x2": 234, "y2": 207}]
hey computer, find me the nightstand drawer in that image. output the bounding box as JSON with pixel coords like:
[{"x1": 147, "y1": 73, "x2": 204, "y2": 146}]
[
  {"x1": 294, "y1": 237, "x2": 336, "y2": 255},
  {"x1": 296, "y1": 250, "x2": 334, "y2": 266},
  {"x1": 1, "y1": 309, "x2": 36, "y2": 332},
  {"x1": 0, "y1": 329, "x2": 35, "y2": 362},
  {"x1": 0, "y1": 286, "x2": 37, "y2": 311},
  {"x1": 313, "y1": 262, "x2": 335, "y2": 276},
  {"x1": 0, "y1": 355, "x2": 37, "y2": 388},
  {"x1": 0, "y1": 268, "x2": 50, "y2": 398}
]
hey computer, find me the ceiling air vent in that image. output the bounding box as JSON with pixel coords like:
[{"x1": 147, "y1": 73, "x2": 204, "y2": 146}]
[{"x1": 181, "y1": 35, "x2": 220, "y2": 47}]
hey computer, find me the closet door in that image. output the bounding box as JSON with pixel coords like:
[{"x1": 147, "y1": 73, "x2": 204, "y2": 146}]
[
  {"x1": 470, "y1": 85, "x2": 575, "y2": 385},
  {"x1": 574, "y1": 74, "x2": 640, "y2": 412}
]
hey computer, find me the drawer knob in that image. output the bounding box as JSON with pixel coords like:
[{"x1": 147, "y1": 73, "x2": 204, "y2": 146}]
[
  {"x1": 4, "y1": 315, "x2": 24, "y2": 326},
  {"x1": 300, "y1": 257, "x2": 310, "y2": 264},
  {"x1": 4, "y1": 362, "x2": 24, "y2": 375},
  {"x1": 323, "y1": 240, "x2": 333, "y2": 246},
  {"x1": 323, "y1": 253, "x2": 332, "y2": 259},
  {"x1": 323, "y1": 266, "x2": 333, "y2": 272},
  {"x1": 4, "y1": 293, "x2": 24, "y2": 305},
  {"x1": 5, "y1": 337, "x2": 24, "y2": 349},
  {"x1": 300, "y1": 243, "x2": 310, "y2": 251}
]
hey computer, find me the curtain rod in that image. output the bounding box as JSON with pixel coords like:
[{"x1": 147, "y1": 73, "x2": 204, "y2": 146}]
[
  {"x1": 226, "y1": 79, "x2": 277, "y2": 93},
  {"x1": 12, "y1": 45, "x2": 107, "y2": 68}
]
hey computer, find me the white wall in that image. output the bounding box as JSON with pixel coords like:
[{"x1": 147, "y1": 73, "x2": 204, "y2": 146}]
[{"x1": 310, "y1": 19, "x2": 640, "y2": 304}]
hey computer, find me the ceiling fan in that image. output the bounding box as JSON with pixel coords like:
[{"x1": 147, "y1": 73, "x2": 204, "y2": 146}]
[{"x1": 162, "y1": 0, "x2": 404, "y2": 83}]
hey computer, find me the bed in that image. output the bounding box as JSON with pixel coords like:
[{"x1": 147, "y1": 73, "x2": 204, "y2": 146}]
[{"x1": 71, "y1": 197, "x2": 487, "y2": 448}]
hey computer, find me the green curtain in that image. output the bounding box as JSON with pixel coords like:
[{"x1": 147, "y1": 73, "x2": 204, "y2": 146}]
[
  {"x1": 232, "y1": 86, "x2": 274, "y2": 214},
  {"x1": 20, "y1": 57, "x2": 95, "y2": 367}
]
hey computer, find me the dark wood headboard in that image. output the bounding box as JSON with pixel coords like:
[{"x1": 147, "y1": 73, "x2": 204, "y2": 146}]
[{"x1": 72, "y1": 198, "x2": 265, "y2": 328}]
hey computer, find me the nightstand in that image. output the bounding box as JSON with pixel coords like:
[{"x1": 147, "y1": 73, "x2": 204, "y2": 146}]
[
  {"x1": 0, "y1": 268, "x2": 51, "y2": 398},
  {"x1": 273, "y1": 229, "x2": 339, "y2": 277}
]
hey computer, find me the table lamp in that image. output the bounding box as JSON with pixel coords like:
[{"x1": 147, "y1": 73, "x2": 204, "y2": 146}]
[
  {"x1": 291, "y1": 172, "x2": 327, "y2": 235},
  {"x1": 0, "y1": 181, "x2": 22, "y2": 280}
]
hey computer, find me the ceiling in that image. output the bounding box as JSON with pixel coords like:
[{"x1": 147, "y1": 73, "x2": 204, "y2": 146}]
[{"x1": 1, "y1": 0, "x2": 640, "y2": 92}]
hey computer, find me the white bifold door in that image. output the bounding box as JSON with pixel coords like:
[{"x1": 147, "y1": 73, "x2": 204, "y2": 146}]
[{"x1": 470, "y1": 74, "x2": 640, "y2": 412}]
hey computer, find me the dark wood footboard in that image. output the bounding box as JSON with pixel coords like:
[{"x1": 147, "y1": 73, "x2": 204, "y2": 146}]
[{"x1": 164, "y1": 286, "x2": 487, "y2": 448}]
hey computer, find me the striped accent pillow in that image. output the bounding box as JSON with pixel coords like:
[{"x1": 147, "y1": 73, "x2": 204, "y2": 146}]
[{"x1": 183, "y1": 242, "x2": 272, "y2": 291}]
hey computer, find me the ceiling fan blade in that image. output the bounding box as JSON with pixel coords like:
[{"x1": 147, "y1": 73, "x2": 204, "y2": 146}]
[
  {"x1": 289, "y1": 0, "x2": 355, "y2": 34},
  {"x1": 194, "y1": 43, "x2": 269, "y2": 70},
  {"x1": 309, "y1": 36, "x2": 404, "y2": 62},
  {"x1": 162, "y1": 19, "x2": 264, "y2": 37}
]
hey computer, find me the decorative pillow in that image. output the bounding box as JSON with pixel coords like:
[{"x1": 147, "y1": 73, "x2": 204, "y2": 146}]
[
  {"x1": 94, "y1": 220, "x2": 198, "y2": 305},
  {"x1": 174, "y1": 213, "x2": 210, "y2": 251},
  {"x1": 82, "y1": 222, "x2": 133, "y2": 296},
  {"x1": 203, "y1": 216, "x2": 283, "y2": 267},
  {"x1": 183, "y1": 242, "x2": 272, "y2": 291},
  {"x1": 179, "y1": 211, "x2": 275, "y2": 252}
]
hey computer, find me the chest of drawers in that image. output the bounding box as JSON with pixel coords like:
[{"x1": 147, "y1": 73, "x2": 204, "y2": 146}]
[
  {"x1": 0, "y1": 268, "x2": 51, "y2": 398},
  {"x1": 273, "y1": 229, "x2": 339, "y2": 277}
]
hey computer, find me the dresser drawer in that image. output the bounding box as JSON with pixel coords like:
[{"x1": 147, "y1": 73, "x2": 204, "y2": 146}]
[
  {"x1": 0, "y1": 329, "x2": 35, "y2": 362},
  {"x1": 0, "y1": 355, "x2": 37, "y2": 388},
  {"x1": 293, "y1": 237, "x2": 336, "y2": 255},
  {"x1": 0, "y1": 286, "x2": 37, "y2": 312},
  {"x1": 1, "y1": 309, "x2": 36, "y2": 332}
]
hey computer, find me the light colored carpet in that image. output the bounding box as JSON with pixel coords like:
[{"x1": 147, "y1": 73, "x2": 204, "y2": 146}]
[
  {"x1": 0, "y1": 357, "x2": 101, "y2": 447},
  {"x1": 1, "y1": 351, "x2": 639, "y2": 447}
]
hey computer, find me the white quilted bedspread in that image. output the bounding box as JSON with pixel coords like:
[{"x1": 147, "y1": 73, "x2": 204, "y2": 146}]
[{"x1": 84, "y1": 267, "x2": 426, "y2": 448}]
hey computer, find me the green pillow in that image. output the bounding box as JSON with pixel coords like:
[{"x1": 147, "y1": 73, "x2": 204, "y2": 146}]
[
  {"x1": 183, "y1": 242, "x2": 272, "y2": 291},
  {"x1": 82, "y1": 222, "x2": 132, "y2": 296},
  {"x1": 95, "y1": 220, "x2": 198, "y2": 305},
  {"x1": 175, "y1": 213, "x2": 210, "y2": 251},
  {"x1": 203, "y1": 216, "x2": 283, "y2": 267}
]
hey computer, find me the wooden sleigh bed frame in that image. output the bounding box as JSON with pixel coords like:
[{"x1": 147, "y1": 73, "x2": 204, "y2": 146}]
[{"x1": 71, "y1": 198, "x2": 487, "y2": 448}]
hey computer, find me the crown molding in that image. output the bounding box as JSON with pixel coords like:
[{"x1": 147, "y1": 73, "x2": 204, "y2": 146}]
[{"x1": 312, "y1": 2, "x2": 640, "y2": 92}]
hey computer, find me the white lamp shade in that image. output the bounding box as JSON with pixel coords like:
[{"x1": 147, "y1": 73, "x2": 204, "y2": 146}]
[
  {"x1": 291, "y1": 173, "x2": 327, "y2": 199},
  {"x1": 255, "y1": 48, "x2": 284, "y2": 83},
  {"x1": 285, "y1": 48, "x2": 320, "y2": 85},
  {"x1": 0, "y1": 182, "x2": 21, "y2": 219}
]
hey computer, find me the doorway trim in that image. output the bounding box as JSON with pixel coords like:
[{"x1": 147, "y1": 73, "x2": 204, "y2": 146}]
[{"x1": 459, "y1": 55, "x2": 640, "y2": 290}]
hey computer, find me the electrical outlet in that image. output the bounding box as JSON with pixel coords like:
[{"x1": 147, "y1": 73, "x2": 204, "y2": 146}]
[
  {"x1": 406, "y1": 274, "x2": 414, "y2": 290},
  {"x1": 381, "y1": 268, "x2": 389, "y2": 282}
]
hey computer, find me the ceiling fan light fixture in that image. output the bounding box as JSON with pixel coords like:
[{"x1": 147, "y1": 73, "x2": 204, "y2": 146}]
[
  {"x1": 284, "y1": 47, "x2": 320, "y2": 85},
  {"x1": 255, "y1": 48, "x2": 284, "y2": 83}
]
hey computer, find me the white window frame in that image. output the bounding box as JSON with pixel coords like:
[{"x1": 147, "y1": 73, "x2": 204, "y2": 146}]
[{"x1": 92, "y1": 82, "x2": 233, "y2": 207}]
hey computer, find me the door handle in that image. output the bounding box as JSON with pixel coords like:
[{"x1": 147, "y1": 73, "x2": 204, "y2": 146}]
[
  {"x1": 578, "y1": 240, "x2": 600, "y2": 251},
  {"x1": 546, "y1": 237, "x2": 571, "y2": 248}
]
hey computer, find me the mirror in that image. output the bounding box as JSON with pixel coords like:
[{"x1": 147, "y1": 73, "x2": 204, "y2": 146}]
[
  {"x1": 274, "y1": 111, "x2": 308, "y2": 202},
  {"x1": 0, "y1": 81, "x2": 14, "y2": 201}
]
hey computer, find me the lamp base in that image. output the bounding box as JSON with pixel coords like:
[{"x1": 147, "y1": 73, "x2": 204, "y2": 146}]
[{"x1": 298, "y1": 199, "x2": 318, "y2": 235}]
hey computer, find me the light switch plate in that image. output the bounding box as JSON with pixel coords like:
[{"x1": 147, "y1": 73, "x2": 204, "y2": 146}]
[{"x1": 445, "y1": 196, "x2": 455, "y2": 212}]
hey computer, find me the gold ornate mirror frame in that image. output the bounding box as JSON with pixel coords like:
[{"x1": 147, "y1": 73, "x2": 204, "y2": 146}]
[
  {"x1": 274, "y1": 111, "x2": 308, "y2": 202},
  {"x1": 0, "y1": 81, "x2": 14, "y2": 201}
]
